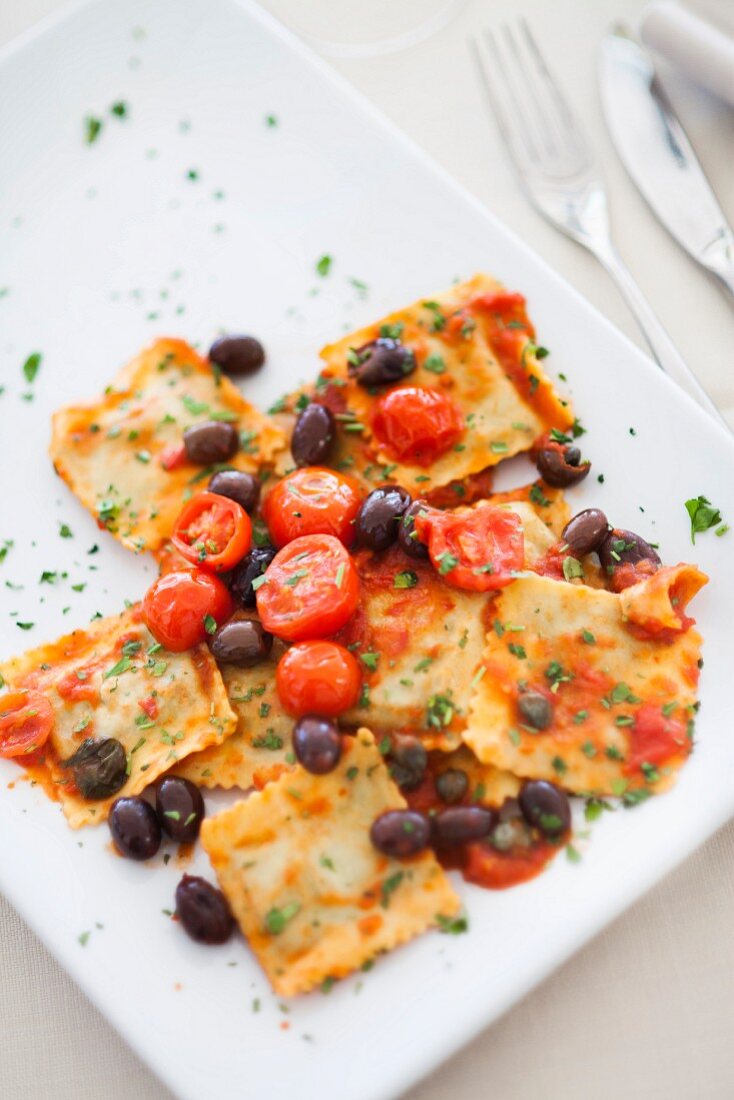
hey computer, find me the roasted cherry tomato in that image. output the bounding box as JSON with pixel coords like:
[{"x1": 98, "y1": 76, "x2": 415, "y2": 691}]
[
  {"x1": 0, "y1": 691, "x2": 54, "y2": 758},
  {"x1": 172, "y1": 492, "x2": 252, "y2": 573},
  {"x1": 262, "y1": 467, "x2": 362, "y2": 548},
  {"x1": 371, "y1": 386, "x2": 464, "y2": 466},
  {"x1": 142, "y1": 569, "x2": 233, "y2": 652},
  {"x1": 414, "y1": 504, "x2": 524, "y2": 591},
  {"x1": 256, "y1": 534, "x2": 359, "y2": 641},
  {"x1": 276, "y1": 641, "x2": 361, "y2": 717}
]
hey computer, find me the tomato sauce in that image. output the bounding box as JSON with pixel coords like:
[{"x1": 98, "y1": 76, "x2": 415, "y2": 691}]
[
  {"x1": 624, "y1": 703, "x2": 690, "y2": 776},
  {"x1": 471, "y1": 292, "x2": 572, "y2": 429}
]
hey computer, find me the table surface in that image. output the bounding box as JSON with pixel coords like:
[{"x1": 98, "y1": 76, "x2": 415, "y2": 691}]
[{"x1": 2, "y1": 1, "x2": 733, "y2": 1098}]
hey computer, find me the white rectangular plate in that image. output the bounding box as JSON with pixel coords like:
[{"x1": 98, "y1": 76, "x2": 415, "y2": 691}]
[{"x1": 1, "y1": 1, "x2": 733, "y2": 1098}]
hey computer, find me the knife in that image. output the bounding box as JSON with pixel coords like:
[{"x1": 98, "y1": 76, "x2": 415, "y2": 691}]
[{"x1": 598, "y1": 27, "x2": 734, "y2": 302}]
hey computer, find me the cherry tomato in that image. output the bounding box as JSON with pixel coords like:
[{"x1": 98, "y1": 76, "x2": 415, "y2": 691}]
[
  {"x1": 414, "y1": 504, "x2": 524, "y2": 591},
  {"x1": 256, "y1": 534, "x2": 359, "y2": 641},
  {"x1": 0, "y1": 691, "x2": 54, "y2": 758},
  {"x1": 142, "y1": 569, "x2": 233, "y2": 651},
  {"x1": 172, "y1": 492, "x2": 252, "y2": 573},
  {"x1": 159, "y1": 443, "x2": 187, "y2": 471},
  {"x1": 262, "y1": 467, "x2": 362, "y2": 548},
  {"x1": 371, "y1": 387, "x2": 464, "y2": 466},
  {"x1": 276, "y1": 641, "x2": 361, "y2": 717}
]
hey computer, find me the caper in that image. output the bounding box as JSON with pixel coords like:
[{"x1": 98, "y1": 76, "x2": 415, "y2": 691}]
[
  {"x1": 62, "y1": 738, "x2": 128, "y2": 800},
  {"x1": 517, "y1": 690, "x2": 553, "y2": 731}
]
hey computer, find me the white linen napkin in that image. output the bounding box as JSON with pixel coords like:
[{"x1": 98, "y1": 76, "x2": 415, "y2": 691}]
[{"x1": 639, "y1": 1, "x2": 734, "y2": 107}]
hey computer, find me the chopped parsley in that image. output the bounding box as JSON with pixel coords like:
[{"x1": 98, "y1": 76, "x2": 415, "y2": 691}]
[
  {"x1": 22, "y1": 352, "x2": 42, "y2": 384},
  {"x1": 684, "y1": 495, "x2": 724, "y2": 543},
  {"x1": 315, "y1": 254, "x2": 332, "y2": 277},
  {"x1": 394, "y1": 570, "x2": 418, "y2": 589},
  {"x1": 265, "y1": 902, "x2": 300, "y2": 934}
]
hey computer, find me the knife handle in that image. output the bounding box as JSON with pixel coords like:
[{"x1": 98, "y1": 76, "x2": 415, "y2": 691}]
[{"x1": 592, "y1": 240, "x2": 729, "y2": 431}]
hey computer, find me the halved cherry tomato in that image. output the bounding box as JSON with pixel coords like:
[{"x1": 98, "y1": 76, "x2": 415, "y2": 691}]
[
  {"x1": 276, "y1": 641, "x2": 361, "y2": 717},
  {"x1": 371, "y1": 386, "x2": 464, "y2": 466},
  {"x1": 256, "y1": 534, "x2": 359, "y2": 641},
  {"x1": 624, "y1": 703, "x2": 690, "y2": 776},
  {"x1": 172, "y1": 491, "x2": 251, "y2": 573},
  {"x1": 0, "y1": 691, "x2": 54, "y2": 758},
  {"x1": 414, "y1": 504, "x2": 524, "y2": 591},
  {"x1": 142, "y1": 569, "x2": 233, "y2": 651},
  {"x1": 262, "y1": 467, "x2": 362, "y2": 548},
  {"x1": 159, "y1": 443, "x2": 187, "y2": 471}
]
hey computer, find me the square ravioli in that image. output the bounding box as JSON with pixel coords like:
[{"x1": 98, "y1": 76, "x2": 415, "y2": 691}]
[
  {"x1": 174, "y1": 644, "x2": 295, "y2": 791},
  {"x1": 337, "y1": 502, "x2": 559, "y2": 744},
  {"x1": 463, "y1": 571, "x2": 705, "y2": 797},
  {"x1": 200, "y1": 729, "x2": 460, "y2": 996},
  {"x1": 50, "y1": 338, "x2": 285, "y2": 554},
  {"x1": 0, "y1": 606, "x2": 236, "y2": 827},
  {"x1": 275, "y1": 274, "x2": 574, "y2": 493}
]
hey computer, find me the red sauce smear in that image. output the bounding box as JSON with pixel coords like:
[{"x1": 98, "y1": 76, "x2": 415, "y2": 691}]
[{"x1": 623, "y1": 703, "x2": 691, "y2": 776}]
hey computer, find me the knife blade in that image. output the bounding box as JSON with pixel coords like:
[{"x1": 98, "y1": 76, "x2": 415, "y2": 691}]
[{"x1": 598, "y1": 28, "x2": 734, "y2": 302}]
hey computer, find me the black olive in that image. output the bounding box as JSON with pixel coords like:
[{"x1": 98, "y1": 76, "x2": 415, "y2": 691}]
[
  {"x1": 348, "y1": 337, "x2": 416, "y2": 388},
  {"x1": 109, "y1": 797, "x2": 161, "y2": 860},
  {"x1": 598, "y1": 527, "x2": 661, "y2": 574},
  {"x1": 562, "y1": 508, "x2": 609, "y2": 556},
  {"x1": 356, "y1": 486, "x2": 412, "y2": 551},
  {"x1": 517, "y1": 690, "x2": 553, "y2": 731},
  {"x1": 293, "y1": 716, "x2": 342, "y2": 774},
  {"x1": 62, "y1": 738, "x2": 127, "y2": 800},
  {"x1": 209, "y1": 334, "x2": 265, "y2": 377},
  {"x1": 370, "y1": 810, "x2": 431, "y2": 857},
  {"x1": 175, "y1": 875, "x2": 234, "y2": 944},
  {"x1": 183, "y1": 421, "x2": 239, "y2": 465},
  {"x1": 208, "y1": 470, "x2": 260, "y2": 514},
  {"x1": 387, "y1": 735, "x2": 427, "y2": 792},
  {"x1": 432, "y1": 806, "x2": 496, "y2": 845},
  {"x1": 398, "y1": 500, "x2": 430, "y2": 560},
  {"x1": 210, "y1": 618, "x2": 273, "y2": 666},
  {"x1": 435, "y1": 768, "x2": 469, "y2": 805},
  {"x1": 535, "y1": 441, "x2": 591, "y2": 488},
  {"x1": 230, "y1": 546, "x2": 277, "y2": 608},
  {"x1": 291, "y1": 404, "x2": 335, "y2": 467},
  {"x1": 518, "y1": 780, "x2": 571, "y2": 838},
  {"x1": 155, "y1": 777, "x2": 205, "y2": 843}
]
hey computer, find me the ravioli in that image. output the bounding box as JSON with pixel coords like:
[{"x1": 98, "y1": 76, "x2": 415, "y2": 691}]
[
  {"x1": 274, "y1": 274, "x2": 573, "y2": 494},
  {"x1": 174, "y1": 646, "x2": 295, "y2": 791},
  {"x1": 463, "y1": 572, "x2": 705, "y2": 796},
  {"x1": 200, "y1": 729, "x2": 460, "y2": 996},
  {"x1": 0, "y1": 606, "x2": 236, "y2": 827},
  {"x1": 337, "y1": 545, "x2": 490, "y2": 745},
  {"x1": 50, "y1": 338, "x2": 285, "y2": 554},
  {"x1": 337, "y1": 499, "x2": 560, "y2": 741}
]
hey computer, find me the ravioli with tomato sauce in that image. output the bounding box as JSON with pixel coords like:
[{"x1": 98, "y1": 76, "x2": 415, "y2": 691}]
[
  {"x1": 200, "y1": 729, "x2": 460, "y2": 996},
  {"x1": 275, "y1": 274, "x2": 573, "y2": 493},
  {"x1": 464, "y1": 572, "x2": 706, "y2": 797},
  {"x1": 174, "y1": 645, "x2": 296, "y2": 791},
  {"x1": 0, "y1": 605, "x2": 236, "y2": 827},
  {"x1": 50, "y1": 338, "x2": 285, "y2": 554}
]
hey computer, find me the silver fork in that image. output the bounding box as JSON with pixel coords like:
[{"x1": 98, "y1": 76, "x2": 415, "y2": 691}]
[{"x1": 471, "y1": 19, "x2": 726, "y2": 428}]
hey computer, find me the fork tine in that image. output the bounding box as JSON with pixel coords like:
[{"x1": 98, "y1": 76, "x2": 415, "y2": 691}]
[
  {"x1": 518, "y1": 17, "x2": 587, "y2": 156},
  {"x1": 471, "y1": 31, "x2": 540, "y2": 172},
  {"x1": 499, "y1": 22, "x2": 560, "y2": 160}
]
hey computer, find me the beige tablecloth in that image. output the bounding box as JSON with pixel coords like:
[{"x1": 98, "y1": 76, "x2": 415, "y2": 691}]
[{"x1": 1, "y1": 0, "x2": 733, "y2": 1096}]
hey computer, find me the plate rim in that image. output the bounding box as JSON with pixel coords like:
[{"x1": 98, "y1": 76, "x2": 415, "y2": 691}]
[{"x1": 1, "y1": 2, "x2": 733, "y2": 1099}]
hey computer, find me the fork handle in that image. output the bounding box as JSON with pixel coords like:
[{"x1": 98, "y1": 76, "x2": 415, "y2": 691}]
[{"x1": 590, "y1": 241, "x2": 729, "y2": 430}]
